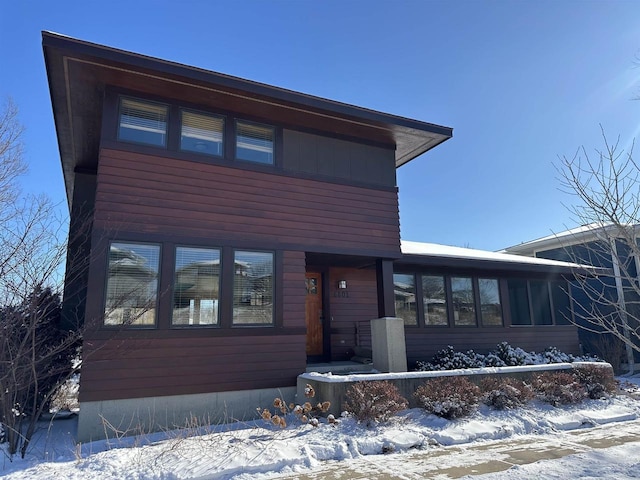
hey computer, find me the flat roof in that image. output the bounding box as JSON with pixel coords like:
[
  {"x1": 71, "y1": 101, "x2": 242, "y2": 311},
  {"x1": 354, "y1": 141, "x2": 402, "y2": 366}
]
[
  {"x1": 42, "y1": 32, "x2": 453, "y2": 206},
  {"x1": 399, "y1": 240, "x2": 597, "y2": 275}
]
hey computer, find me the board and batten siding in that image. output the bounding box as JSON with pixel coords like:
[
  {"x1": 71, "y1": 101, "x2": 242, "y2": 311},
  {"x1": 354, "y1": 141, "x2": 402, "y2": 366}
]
[
  {"x1": 93, "y1": 149, "x2": 401, "y2": 256},
  {"x1": 282, "y1": 129, "x2": 397, "y2": 187}
]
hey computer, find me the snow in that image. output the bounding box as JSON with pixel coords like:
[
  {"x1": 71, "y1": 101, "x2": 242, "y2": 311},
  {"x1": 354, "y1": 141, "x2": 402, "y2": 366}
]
[
  {"x1": 400, "y1": 240, "x2": 593, "y2": 269},
  {"x1": 1, "y1": 377, "x2": 639, "y2": 479},
  {"x1": 301, "y1": 362, "x2": 582, "y2": 383}
]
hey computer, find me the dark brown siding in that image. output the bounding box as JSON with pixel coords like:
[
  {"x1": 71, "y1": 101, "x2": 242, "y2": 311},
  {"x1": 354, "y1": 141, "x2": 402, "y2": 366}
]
[
  {"x1": 80, "y1": 335, "x2": 306, "y2": 402},
  {"x1": 94, "y1": 149, "x2": 401, "y2": 256},
  {"x1": 328, "y1": 267, "x2": 378, "y2": 360},
  {"x1": 404, "y1": 327, "x2": 580, "y2": 366},
  {"x1": 282, "y1": 130, "x2": 396, "y2": 187},
  {"x1": 80, "y1": 249, "x2": 308, "y2": 402}
]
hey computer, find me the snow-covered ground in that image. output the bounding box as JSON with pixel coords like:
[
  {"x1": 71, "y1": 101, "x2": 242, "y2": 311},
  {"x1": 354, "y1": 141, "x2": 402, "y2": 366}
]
[{"x1": 1, "y1": 376, "x2": 639, "y2": 479}]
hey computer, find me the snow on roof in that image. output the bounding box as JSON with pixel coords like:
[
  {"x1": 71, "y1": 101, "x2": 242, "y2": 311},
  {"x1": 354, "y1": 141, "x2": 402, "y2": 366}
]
[
  {"x1": 400, "y1": 240, "x2": 590, "y2": 269},
  {"x1": 501, "y1": 222, "x2": 639, "y2": 255}
]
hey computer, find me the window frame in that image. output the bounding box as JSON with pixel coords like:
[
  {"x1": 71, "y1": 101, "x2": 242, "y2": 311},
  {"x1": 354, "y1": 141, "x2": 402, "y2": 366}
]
[
  {"x1": 231, "y1": 248, "x2": 276, "y2": 327},
  {"x1": 234, "y1": 119, "x2": 276, "y2": 165},
  {"x1": 171, "y1": 245, "x2": 223, "y2": 328},
  {"x1": 103, "y1": 240, "x2": 162, "y2": 329},
  {"x1": 393, "y1": 272, "x2": 419, "y2": 326},
  {"x1": 478, "y1": 277, "x2": 504, "y2": 327},
  {"x1": 179, "y1": 108, "x2": 225, "y2": 158},
  {"x1": 421, "y1": 274, "x2": 449, "y2": 327},
  {"x1": 117, "y1": 97, "x2": 169, "y2": 148}
]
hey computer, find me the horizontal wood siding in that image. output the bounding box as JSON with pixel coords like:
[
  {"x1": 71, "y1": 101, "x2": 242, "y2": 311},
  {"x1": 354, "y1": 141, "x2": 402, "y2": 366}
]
[
  {"x1": 404, "y1": 326, "x2": 580, "y2": 366},
  {"x1": 80, "y1": 335, "x2": 306, "y2": 402},
  {"x1": 328, "y1": 267, "x2": 378, "y2": 360},
  {"x1": 282, "y1": 251, "x2": 306, "y2": 329},
  {"x1": 94, "y1": 149, "x2": 400, "y2": 256}
]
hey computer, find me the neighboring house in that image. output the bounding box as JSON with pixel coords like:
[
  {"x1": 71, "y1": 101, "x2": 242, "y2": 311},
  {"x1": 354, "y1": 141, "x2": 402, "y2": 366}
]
[
  {"x1": 503, "y1": 223, "x2": 640, "y2": 367},
  {"x1": 43, "y1": 32, "x2": 592, "y2": 442}
]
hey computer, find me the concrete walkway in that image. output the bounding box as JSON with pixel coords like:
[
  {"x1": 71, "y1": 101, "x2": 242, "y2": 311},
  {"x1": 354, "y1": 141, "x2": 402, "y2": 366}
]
[{"x1": 270, "y1": 419, "x2": 640, "y2": 479}]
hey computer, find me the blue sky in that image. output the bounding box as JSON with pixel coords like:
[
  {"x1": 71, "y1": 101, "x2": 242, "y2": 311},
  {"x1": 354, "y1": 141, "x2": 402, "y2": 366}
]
[{"x1": 1, "y1": 0, "x2": 639, "y2": 251}]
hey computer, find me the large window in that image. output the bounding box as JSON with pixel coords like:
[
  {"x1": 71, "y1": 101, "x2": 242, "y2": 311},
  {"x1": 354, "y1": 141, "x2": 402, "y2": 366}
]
[
  {"x1": 451, "y1": 277, "x2": 476, "y2": 326},
  {"x1": 233, "y1": 250, "x2": 274, "y2": 324},
  {"x1": 422, "y1": 275, "x2": 448, "y2": 326},
  {"x1": 479, "y1": 278, "x2": 503, "y2": 326},
  {"x1": 172, "y1": 247, "x2": 221, "y2": 326},
  {"x1": 508, "y1": 279, "x2": 531, "y2": 325},
  {"x1": 551, "y1": 281, "x2": 572, "y2": 325},
  {"x1": 180, "y1": 110, "x2": 224, "y2": 156},
  {"x1": 104, "y1": 242, "x2": 160, "y2": 326},
  {"x1": 530, "y1": 280, "x2": 553, "y2": 325},
  {"x1": 393, "y1": 274, "x2": 417, "y2": 325},
  {"x1": 236, "y1": 121, "x2": 274, "y2": 164},
  {"x1": 118, "y1": 98, "x2": 167, "y2": 147}
]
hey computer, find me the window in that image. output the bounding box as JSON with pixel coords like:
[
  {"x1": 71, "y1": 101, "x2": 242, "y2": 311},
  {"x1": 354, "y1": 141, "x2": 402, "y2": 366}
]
[
  {"x1": 180, "y1": 110, "x2": 224, "y2": 156},
  {"x1": 551, "y1": 281, "x2": 572, "y2": 325},
  {"x1": 422, "y1": 275, "x2": 448, "y2": 326},
  {"x1": 104, "y1": 242, "x2": 160, "y2": 326},
  {"x1": 236, "y1": 121, "x2": 274, "y2": 164},
  {"x1": 530, "y1": 280, "x2": 553, "y2": 325},
  {"x1": 172, "y1": 247, "x2": 221, "y2": 326},
  {"x1": 451, "y1": 277, "x2": 476, "y2": 326},
  {"x1": 118, "y1": 98, "x2": 167, "y2": 146},
  {"x1": 393, "y1": 274, "x2": 417, "y2": 325},
  {"x1": 508, "y1": 279, "x2": 531, "y2": 325},
  {"x1": 479, "y1": 278, "x2": 503, "y2": 326},
  {"x1": 233, "y1": 250, "x2": 273, "y2": 324}
]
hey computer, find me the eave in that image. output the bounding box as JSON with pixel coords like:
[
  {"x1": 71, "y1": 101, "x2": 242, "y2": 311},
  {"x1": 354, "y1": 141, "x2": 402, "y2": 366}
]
[{"x1": 42, "y1": 32, "x2": 453, "y2": 208}]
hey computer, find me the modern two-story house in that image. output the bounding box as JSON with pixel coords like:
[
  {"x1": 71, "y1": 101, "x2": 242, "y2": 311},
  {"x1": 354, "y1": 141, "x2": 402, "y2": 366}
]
[{"x1": 43, "y1": 32, "x2": 592, "y2": 442}]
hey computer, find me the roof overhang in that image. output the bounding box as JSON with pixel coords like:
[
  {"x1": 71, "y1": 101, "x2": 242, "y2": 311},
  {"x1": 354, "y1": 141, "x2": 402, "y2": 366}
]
[
  {"x1": 42, "y1": 32, "x2": 453, "y2": 208},
  {"x1": 397, "y1": 241, "x2": 600, "y2": 277}
]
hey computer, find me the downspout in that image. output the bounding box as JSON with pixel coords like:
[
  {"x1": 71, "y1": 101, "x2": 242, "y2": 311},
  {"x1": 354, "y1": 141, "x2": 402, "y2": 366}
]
[{"x1": 610, "y1": 238, "x2": 635, "y2": 374}]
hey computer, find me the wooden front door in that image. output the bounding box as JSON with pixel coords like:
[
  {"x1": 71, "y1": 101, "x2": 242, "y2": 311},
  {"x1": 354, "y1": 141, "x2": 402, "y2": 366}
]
[{"x1": 305, "y1": 272, "x2": 323, "y2": 356}]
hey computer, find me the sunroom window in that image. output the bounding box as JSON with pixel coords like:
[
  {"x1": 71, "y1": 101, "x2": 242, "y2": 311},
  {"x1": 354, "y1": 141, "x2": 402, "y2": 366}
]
[
  {"x1": 393, "y1": 273, "x2": 417, "y2": 325},
  {"x1": 180, "y1": 110, "x2": 224, "y2": 156},
  {"x1": 118, "y1": 98, "x2": 168, "y2": 147},
  {"x1": 236, "y1": 121, "x2": 274, "y2": 164},
  {"x1": 104, "y1": 242, "x2": 160, "y2": 326}
]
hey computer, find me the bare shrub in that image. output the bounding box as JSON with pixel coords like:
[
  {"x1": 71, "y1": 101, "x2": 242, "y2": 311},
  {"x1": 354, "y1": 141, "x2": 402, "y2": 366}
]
[
  {"x1": 572, "y1": 365, "x2": 617, "y2": 399},
  {"x1": 258, "y1": 384, "x2": 333, "y2": 429},
  {"x1": 480, "y1": 377, "x2": 534, "y2": 410},
  {"x1": 531, "y1": 372, "x2": 587, "y2": 406},
  {"x1": 343, "y1": 381, "x2": 408, "y2": 425},
  {"x1": 414, "y1": 377, "x2": 480, "y2": 419}
]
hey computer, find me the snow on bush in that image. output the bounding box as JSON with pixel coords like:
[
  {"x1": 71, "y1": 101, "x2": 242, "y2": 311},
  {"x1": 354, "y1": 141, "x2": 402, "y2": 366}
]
[
  {"x1": 531, "y1": 372, "x2": 587, "y2": 406},
  {"x1": 343, "y1": 381, "x2": 408, "y2": 426},
  {"x1": 480, "y1": 376, "x2": 534, "y2": 410},
  {"x1": 572, "y1": 364, "x2": 617, "y2": 399},
  {"x1": 414, "y1": 377, "x2": 480, "y2": 419},
  {"x1": 416, "y1": 342, "x2": 601, "y2": 371}
]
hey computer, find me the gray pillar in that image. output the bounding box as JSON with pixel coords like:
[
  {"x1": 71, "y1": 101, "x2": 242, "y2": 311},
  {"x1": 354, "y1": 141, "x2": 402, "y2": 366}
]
[{"x1": 371, "y1": 317, "x2": 407, "y2": 372}]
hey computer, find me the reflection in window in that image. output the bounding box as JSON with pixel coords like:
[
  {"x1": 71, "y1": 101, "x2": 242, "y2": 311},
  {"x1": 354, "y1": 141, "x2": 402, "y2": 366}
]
[
  {"x1": 479, "y1": 278, "x2": 502, "y2": 326},
  {"x1": 180, "y1": 110, "x2": 224, "y2": 156},
  {"x1": 508, "y1": 279, "x2": 531, "y2": 325},
  {"x1": 236, "y1": 121, "x2": 274, "y2": 164},
  {"x1": 233, "y1": 251, "x2": 273, "y2": 324},
  {"x1": 118, "y1": 98, "x2": 167, "y2": 147},
  {"x1": 172, "y1": 247, "x2": 220, "y2": 326},
  {"x1": 551, "y1": 281, "x2": 572, "y2": 325},
  {"x1": 393, "y1": 274, "x2": 417, "y2": 325},
  {"x1": 452, "y1": 277, "x2": 476, "y2": 326},
  {"x1": 422, "y1": 275, "x2": 448, "y2": 326},
  {"x1": 105, "y1": 242, "x2": 160, "y2": 326},
  {"x1": 530, "y1": 280, "x2": 553, "y2": 325}
]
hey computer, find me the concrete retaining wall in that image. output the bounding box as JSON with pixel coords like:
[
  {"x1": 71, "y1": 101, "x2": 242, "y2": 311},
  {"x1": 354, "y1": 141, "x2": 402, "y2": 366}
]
[{"x1": 296, "y1": 362, "x2": 613, "y2": 416}]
